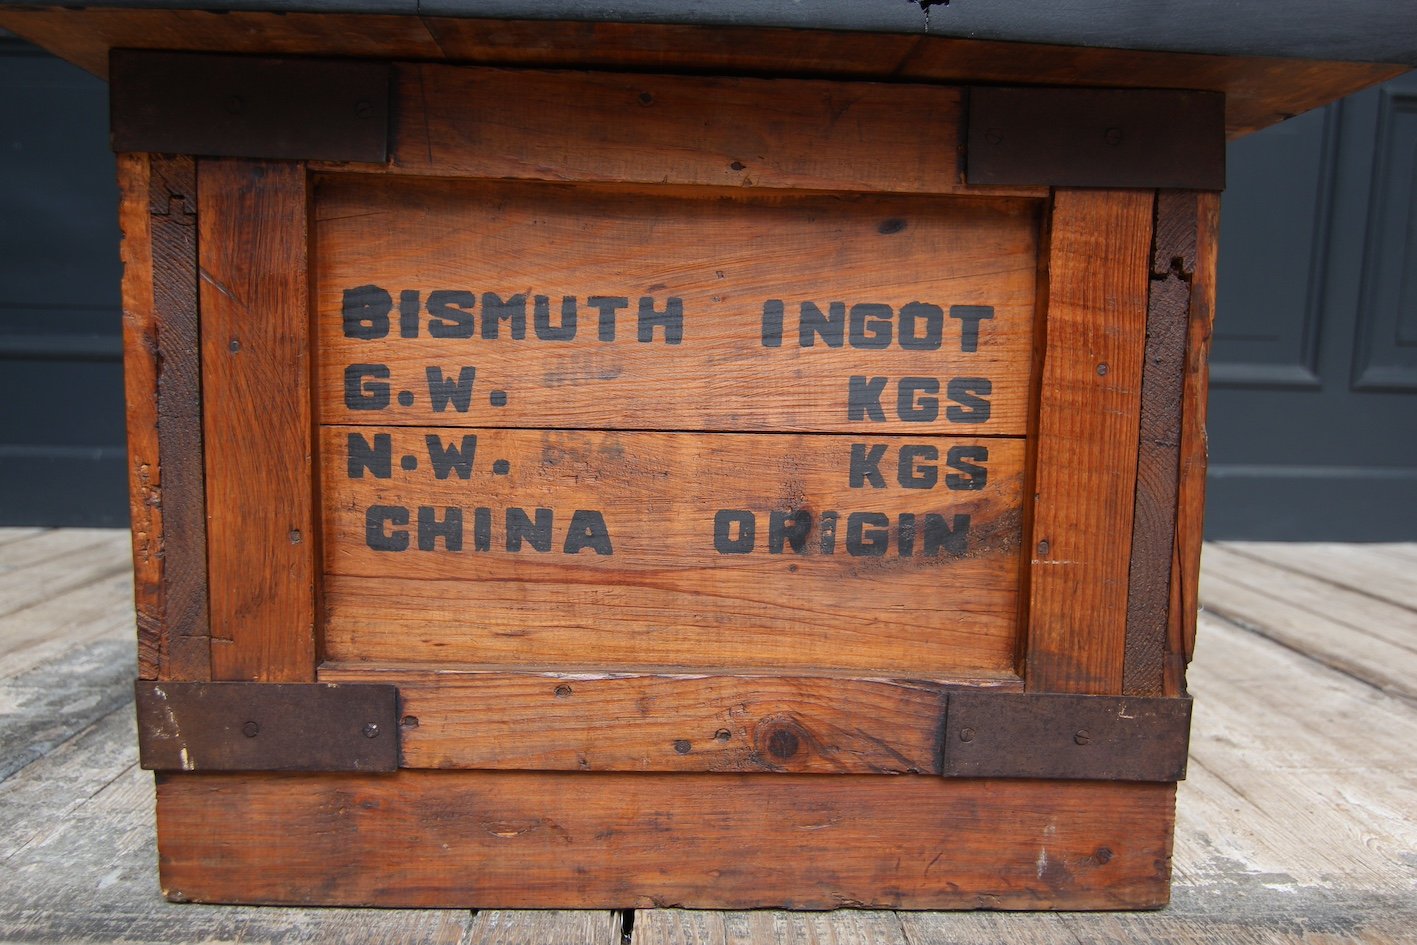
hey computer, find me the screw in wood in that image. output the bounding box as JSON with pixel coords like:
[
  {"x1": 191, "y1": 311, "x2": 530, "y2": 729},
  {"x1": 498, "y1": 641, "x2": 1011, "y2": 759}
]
[
  {"x1": 959, "y1": 727, "x2": 976, "y2": 742},
  {"x1": 362, "y1": 723, "x2": 380, "y2": 739},
  {"x1": 1074, "y1": 730, "x2": 1091, "y2": 746},
  {"x1": 242, "y1": 721, "x2": 259, "y2": 738}
]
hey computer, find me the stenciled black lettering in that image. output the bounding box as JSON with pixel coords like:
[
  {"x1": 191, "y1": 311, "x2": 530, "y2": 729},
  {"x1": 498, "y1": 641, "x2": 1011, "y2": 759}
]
[
  {"x1": 427, "y1": 290, "x2": 476, "y2": 339},
  {"x1": 899, "y1": 302, "x2": 944, "y2": 351},
  {"x1": 898, "y1": 444, "x2": 939, "y2": 489},
  {"x1": 344, "y1": 363, "x2": 390, "y2": 411},
  {"x1": 474, "y1": 507, "x2": 492, "y2": 552},
  {"x1": 425, "y1": 434, "x2": 477, "y2": 480},
  {"x1": 347, "y1": 432, "x2": 391, "y2": 479},
  {"x1": 506, "y1": 507, "x2": 553, "y2": 552},
  {"x1": 426, "y1": 366, "x2": 476, "y2": 413},
  {"x1": 799, "y1": 301, "x2": 845, "y2": 347},
  {"x1": 534, "y1": 295, "x2": 578, "y2": 341},
  {"x1": 899, "y1": 512, "x2": 917, "y2": 557},
  {"x1": 846, "y1": 511, "x2": 889, "y2": 557},
  {"x1": 588, "y1": 296, "x2": 629, "y2": 342},
  {"x1": 760, "y1": 299, "x2": 784, "y2": 347},
  {"x1": 768, "y1": 510, "x2": 812, "y2": 554},
  {"x1": 481, "y1": 293, "x2": 527, "y2": 339},
  {"x1": 950, "y1": 305, "x2": 994, "y2": 353},
  {"x1": 417, "y1": 506, "x2": 463, "y2": 552},
  {"x1": 637, "y1": 296, "x2": 683, "y2": 344},
  {"x1": 819, "y1": 511, "x2": 839, "y2": 554},
  {"x1": 923, "y1": 513, "x2": 970, "y2": 556},
  {"x1": 398, "y1": 289, "x2": 420, "y2": 338},
  {"x1": 714, "y1": 510, "x2": 755, "y2": 554},
  {"x1": 849, "y1": 303, "x2": 893, "y2": 349},
  {"x1": 342, "y1": 285, "x2": 391, "y2": 340},
  {"x1": 847, "y1": 376, "x2": 887, "y2": 421},
  {"x1": 365, "y1": 505, "x2": 408, "y2": 552},
  {"x1": 946, "y1": 377, "x2": 992, "y2": 424},
  {"x1": 849, "y1": 443, "x2": 887, "y2": 488},
  {"x1": 564, "y1": 509, "x2": 614, "y2": 555},
  {"x1": 946, "y1": 445, "x2": 989, "y2": 490},
  {"x1": 898, "y1": 377, "x2": 940, "y2": 423}
]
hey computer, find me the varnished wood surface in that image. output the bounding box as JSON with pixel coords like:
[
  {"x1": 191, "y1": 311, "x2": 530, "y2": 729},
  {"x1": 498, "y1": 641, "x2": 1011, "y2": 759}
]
[
  {"x1": 317, "y1": 666, "x2": 1016, "y2": 773},
  {"x1": 198, "y1": 160, "x2": 317, "y2": 683},
  {"x1": 1, "y1": 530, "x2": 1415, "y2": 939},
  {"x1": 315, "y1": 176, "x2": 1039, "y2": 434},
  {"x1": 0, "y1": 8, "x2": 1407, "y2": 138},
  {"x1": 384, "y1": 66, "x2": 1039, "y2": 198},
  {"x1": 322, "y1": 428, "x2": 1025, "y2": 675},
  {"x1": 1025, "y1": 190, "x2": 1153, "y2": 694}
]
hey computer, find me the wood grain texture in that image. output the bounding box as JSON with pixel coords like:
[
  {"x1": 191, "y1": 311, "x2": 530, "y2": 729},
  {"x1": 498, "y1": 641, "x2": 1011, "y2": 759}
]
[
  {"x1": 1123, "y1": 192, "x2": 1196, "y2": 697},
  {"x1": 315, "y1": 176, "x2": 1039, "y2": 434},
  {"x1": 1167, "y1": 192, "x2": 1218, "y2": 697},
  {"x1": 1200, "y1": 545, "x2": 1417, "y2": 703},
  {"x1": 149, "y1": 155, "x2": 212, "y2": 682},
  {"x1": 117, "y1": 152, "x2": 161, "y2": 681},
  {"x1": 316, "y1": 666, "x2": 1013, "y2": 773},
  {"x1": 386, "y1": 65, "x2": 1037, "y2": 197},
  {"x1": 637, "y1": 910, "x2": 907, "y2": 945},
  {"x1": 321, "y1": 428, "x2": 1024, "y2": 675},
  {"x1": 1025, "y1": 190, "x2": 1153, "y2": 694},
  {"x1": 155, "y1": 771, "x2": 1176, "y2": 909},
  {"x1": 198, "y1": 160, "x2": 316, "y2": 682},
  {"x1": 467, "y1": 911, "x2": 621, "y2": 945},
  {"x1": 0, "y1": 8, "x2": 1404, "y2": 138}
]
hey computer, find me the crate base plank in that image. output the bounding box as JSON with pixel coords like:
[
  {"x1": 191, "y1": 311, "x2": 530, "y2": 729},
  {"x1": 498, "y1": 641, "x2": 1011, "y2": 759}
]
[{"x1": 155, "y1": 772, "x2": 1176, "y2": 910}]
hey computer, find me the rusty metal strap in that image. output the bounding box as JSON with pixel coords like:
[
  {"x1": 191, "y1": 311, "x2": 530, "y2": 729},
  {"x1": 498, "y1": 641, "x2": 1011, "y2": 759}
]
[
  {"x1": 109, "y1": 50, "x2": 390, "y2": 163},
  {"x1": 135, "y1": 681, "x2": 399, "y2": 772},
  {"x1": 941, "y1": 691, "x2": 1192, "y2": 782},
  {"x1": 966, "y1": 87, "x2": 1226, "y2": 190}
]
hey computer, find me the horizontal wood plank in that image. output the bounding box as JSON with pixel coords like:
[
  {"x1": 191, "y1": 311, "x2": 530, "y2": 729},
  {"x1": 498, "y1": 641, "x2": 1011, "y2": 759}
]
[
  {"x1": 321, "y1": 428, "x2": 1024, "y2": 676},
  {"x1": 316, "y1": 666, "x2": 1012, "y2": 773},
  {"x1": 386, "y1": 65, "x2": 1037, "y2": 197},
  {"x1": 155, "y1": 771, "x2": 1176, "y2": 909},
  {"x1": 315, "y1": 176, "x2": 1039, "y2": 434}
]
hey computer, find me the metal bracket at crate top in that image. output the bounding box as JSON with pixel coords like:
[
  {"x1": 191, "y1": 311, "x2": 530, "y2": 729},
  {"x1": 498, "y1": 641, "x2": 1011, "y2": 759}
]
[
  {"x1": 965, "y1": 86, "x2": 1226, "y2": 190},
  {"x1": 135, "y1": 681, "x2": 399, "y2": 773},
  {"x1": 109, "y1": 50, "x2": 390, "y2": 163},
  {"x1": 941, "y1": 691, "x2": 1193, "y2": 782}
]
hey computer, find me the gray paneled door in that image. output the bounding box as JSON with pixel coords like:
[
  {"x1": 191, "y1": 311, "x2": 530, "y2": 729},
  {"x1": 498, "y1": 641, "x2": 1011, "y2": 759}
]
[
  {"x1": 0, "y1": 38, "x2": 1413, "y2": 537},
  {"x1": 0, "y1": 37, "x2": 125, "y2": 525},
  {"x1": 1208, "y1": 72, "x2": 1417, "y2": 539}
]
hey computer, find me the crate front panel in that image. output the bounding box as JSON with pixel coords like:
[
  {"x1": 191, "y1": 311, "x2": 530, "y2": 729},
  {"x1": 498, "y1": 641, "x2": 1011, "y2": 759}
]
[{"x1": 313, "y1": 176, "x2": 1040, "y2": 677}]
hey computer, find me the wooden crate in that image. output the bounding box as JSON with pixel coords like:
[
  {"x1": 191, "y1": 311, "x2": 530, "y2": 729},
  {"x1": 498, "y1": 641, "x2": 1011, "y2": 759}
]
[{"x1": 113, "y1": 53, "x2": 1217, "y2": 910}]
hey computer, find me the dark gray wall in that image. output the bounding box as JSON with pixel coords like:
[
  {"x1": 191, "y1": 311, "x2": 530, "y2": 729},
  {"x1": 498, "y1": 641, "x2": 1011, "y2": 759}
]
[{"x1": 0, "y1": 38, "x2": 1413, "y2": 537}]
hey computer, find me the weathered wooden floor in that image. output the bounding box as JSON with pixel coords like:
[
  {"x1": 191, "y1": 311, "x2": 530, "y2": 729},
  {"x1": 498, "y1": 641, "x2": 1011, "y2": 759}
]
[{"x1": 0, "y1": 528, "x2": 1413, "y2": 944}]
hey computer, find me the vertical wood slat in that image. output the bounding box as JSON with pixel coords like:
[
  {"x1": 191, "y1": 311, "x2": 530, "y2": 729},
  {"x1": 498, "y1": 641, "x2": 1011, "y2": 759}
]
[
  {"x1": 1123, "y1": 191, "x2": 1200, "y2": 697},
  {"x1": 199, "y1": 159, "x2": 315, "y2": 682},
  {"x1": 117, "y1": 153, "x2": 161, "y2": 680},
  {"x1": 119, "y1": 152, "x2": 211, "y2": 681},
  {"x1": 1026, "y1": 189, "x2": 1154, "y2": 694},
  {"x1": 1168, "y1": 191, "x2": 1221, "y2": 697}
]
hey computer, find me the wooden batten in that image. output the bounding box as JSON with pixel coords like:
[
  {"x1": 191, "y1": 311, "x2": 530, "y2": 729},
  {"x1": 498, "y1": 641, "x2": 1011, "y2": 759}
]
[
  {"x1": 156, "y1": 772, "x2": 1178, "y2": 910},
  {"x1": 198, "y1": 160, "x2": 317, "y2": 683}
]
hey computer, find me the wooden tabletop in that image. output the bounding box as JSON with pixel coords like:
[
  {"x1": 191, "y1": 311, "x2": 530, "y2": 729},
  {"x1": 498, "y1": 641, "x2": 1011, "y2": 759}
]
[{"x1": 1, "y1": 527, "x2": 1413, "y2": 943}]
